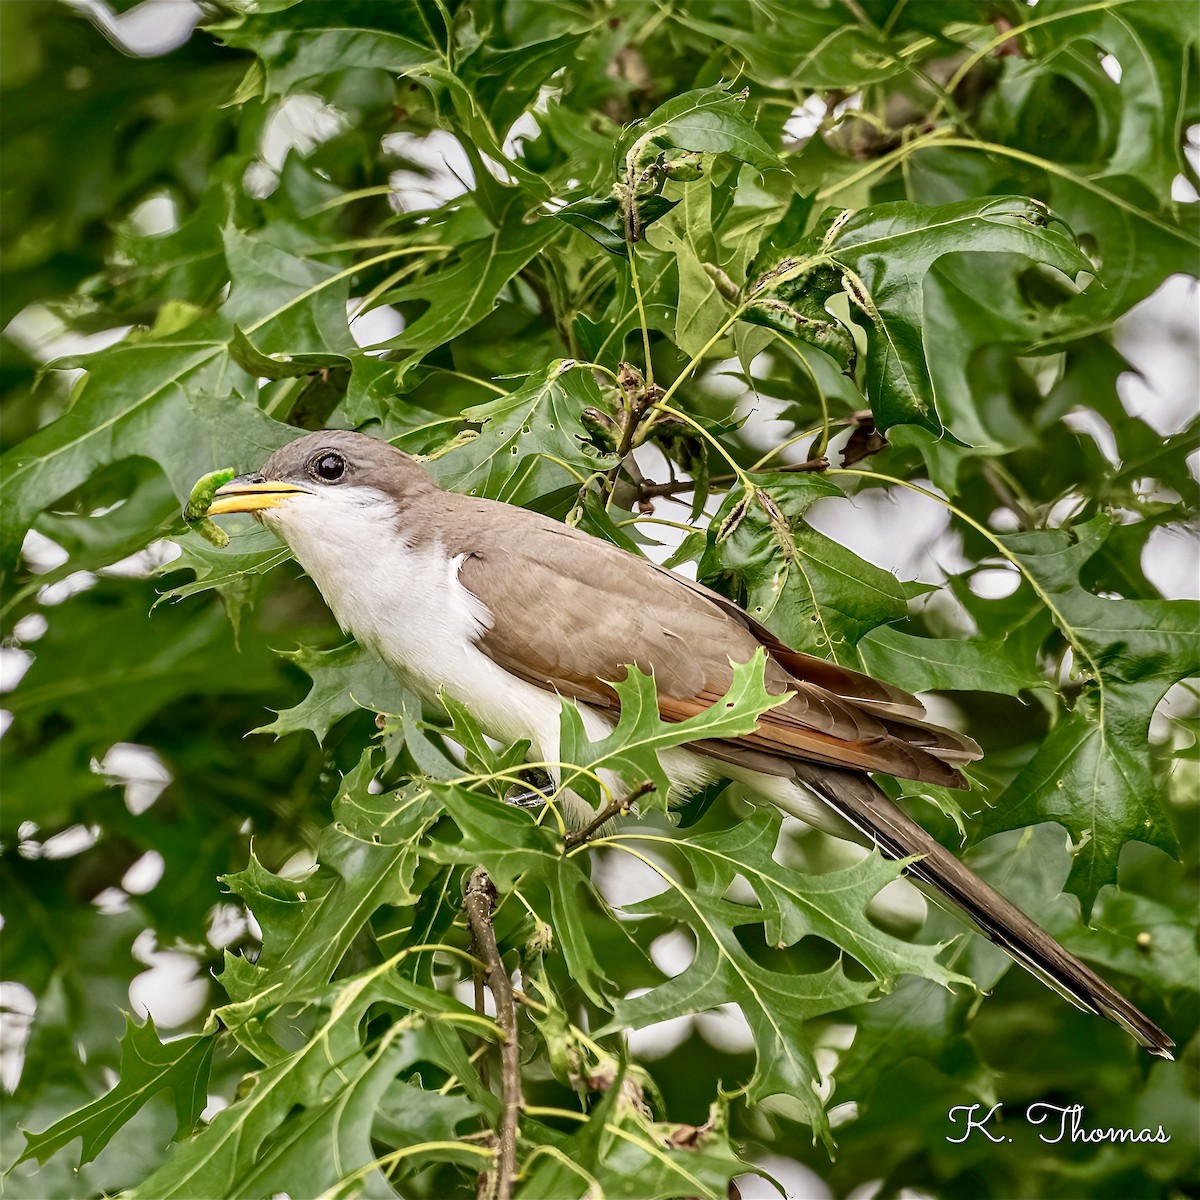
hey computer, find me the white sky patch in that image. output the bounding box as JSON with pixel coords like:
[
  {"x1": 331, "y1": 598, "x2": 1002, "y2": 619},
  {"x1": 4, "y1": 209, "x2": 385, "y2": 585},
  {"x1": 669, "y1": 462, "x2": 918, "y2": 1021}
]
[
  {"x1": 1151, "y1": 681, "x2": 1200, "y2": 747},
  {"x1": 71, "y1": 0, "x2": 201, "y2": 56},
  {"x1": 348, "y1": 301, "x2": 406, "y2": 350},
  {"x1": 243, "y1": 94, "x2": 348, "y2": 199},
  {"x1": 93, "y1": 887, "x2": 130, "y2": 916},
  {"x1": 0, "y1": 983, "x2": 37, "y2": 1093},
  {"x1": 806, "y1": 483, "x2": 969, "y2": 586},
  {"x1": 102, "y1": 540, "x2": 182, "y2": 579},
  {"x1": 1062, "y1": 408, "x2": 1119, "y2": 465},
  {"x1": 593, "y1": 845, "x2": 669, "y2": 908},
  {"x1": 262, "y1": 95, "x2": 348, "y2": 171},
  {"x1": 4, "y1": 303, "x2": 130, "y2": 365},
  {"x1": 122, "y1": 851, "x2": 166, "y2": 895},
  {"x1": 12, "y1": 613, "x2": 48, "y2": 643},
  {"x1": 1173, "y1": 174, "x2": 1200, "y2": 204},
  {"x1": 0, "y1": 649, "x2": 33, "y2": 694},
  {"x1": 783, "y1": 92, "x2": 861, "y2": 143},
  {"x1": 37, "y1": 570, "x2": 98, "y2": 606},
  {"x1": 278, "y1": 847, "x2": 318, "y2": 881},
  {"x1": 384, "y1": 129, "x2": 476, "y2": 211},
  {"x1": 1143, "y1": 525, "x2": 1200, "y2": 601},
  {"x1": 968, "y1": 563, "x2": 1022, "y2": 599},
  {"x1": 127, "y1": 193, "x2": 179, "y2": 237},
  {"x1": 19, "y1": 530, "x2": 69, "y2": 574},
  {"x1": 502, "y1": 111, "x2": 540, "y2": 159},
  {"x1": 1178, "y1": 126, "x2": 1200, "y2": 201},
  {"x1": 95, "y1": 743, "x2": 173, "y2": 815},
  {"x1": 1113, "y1": 274, "x2": 1200, "y2": 436},
  {"x1": 695, "y1": 1004, "x2": 755, "y2": 1054},
  {"x1": 737, "y1": 1153, "x2": 833, "y2": 1200},
  {"x1": 129, "y1": 950, "x2": 208, "y2": 1029},
  {"x1": 453, "y1": 979, "x2": 496, "y2": 1017},
  {"x1": 207, "y1": 903, "x2": 250, "y2": 950},
  {"x1": 649, "y1": 929, "x2": 694, "y2": 978},
  {"x1": 42, "y1": 824, "x2": 101, "y2": 860},
  {"x1": 783, "y1": 95, "x2": 827, "y2": 142},
  {"x1": 622, "y1": 998, "x2": 693, "y2": 1059}
]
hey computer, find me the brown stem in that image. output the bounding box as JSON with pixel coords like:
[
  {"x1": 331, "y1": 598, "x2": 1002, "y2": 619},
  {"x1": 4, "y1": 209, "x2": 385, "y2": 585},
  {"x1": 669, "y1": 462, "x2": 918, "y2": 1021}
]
[
  {"x1": 635, "y1": 456, "x2": 830, "y2": 503},
  {"x1": 464, "y1": 867, "x2": 522, "y2": 1200},
  {"x1": 564, "y1": 780, "x2": 655, "y2": 848},
  {"x1": 592, "y1": 365, "x2": 664, "y2": 505},
  {"x1": 471, "y1": 965, "x2": 489, "y2": 1088}
]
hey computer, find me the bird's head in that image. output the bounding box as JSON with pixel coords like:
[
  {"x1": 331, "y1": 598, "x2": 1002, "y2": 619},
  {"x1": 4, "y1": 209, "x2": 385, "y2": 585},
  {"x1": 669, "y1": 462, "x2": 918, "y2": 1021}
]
[{"x1": 205, "y1": 429, "x2": 437, "y2": 549}]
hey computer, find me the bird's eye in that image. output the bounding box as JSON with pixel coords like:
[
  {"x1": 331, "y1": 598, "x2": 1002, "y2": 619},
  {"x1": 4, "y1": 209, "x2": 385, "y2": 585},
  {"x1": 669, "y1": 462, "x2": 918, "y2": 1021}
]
[{"x1": 310, "y1": 452, "x2": 346, "y2": 482}]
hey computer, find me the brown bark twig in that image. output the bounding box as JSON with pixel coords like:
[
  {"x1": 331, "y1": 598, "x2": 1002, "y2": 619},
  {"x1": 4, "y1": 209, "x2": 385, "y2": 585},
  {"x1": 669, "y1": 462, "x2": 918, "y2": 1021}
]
[
  {"x1": 594, "y1": 363, "x2": 664, "y2": 506},
  {"x1": 464, "y1": 867, "x2": 522, "y2": 1200},
  {"x1": 636, "y1": 455, "x2": 830, "y2": 503},
  {"x1": 564, "y1": 779, "x2": 655, "y2": 848}
]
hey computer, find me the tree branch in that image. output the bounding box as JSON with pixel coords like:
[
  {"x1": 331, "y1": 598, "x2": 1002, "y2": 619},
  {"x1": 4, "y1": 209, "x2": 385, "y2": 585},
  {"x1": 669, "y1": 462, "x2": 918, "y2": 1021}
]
[
  {"x1": 464, "y1": 867, "x2": 522, "y2": 1200},
  {"x1": 564, "y1": 779, "x2": 655, "y2": 848},
  {"x1": 635, "y1": 455, "x2": 830, "y2": 503}
]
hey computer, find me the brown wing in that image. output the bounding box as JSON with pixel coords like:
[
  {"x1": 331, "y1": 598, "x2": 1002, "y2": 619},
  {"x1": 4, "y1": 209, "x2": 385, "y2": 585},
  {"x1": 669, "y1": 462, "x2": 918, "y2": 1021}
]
[{"x1": 442, "y1": 494, "x2": 979, "y2": 788}]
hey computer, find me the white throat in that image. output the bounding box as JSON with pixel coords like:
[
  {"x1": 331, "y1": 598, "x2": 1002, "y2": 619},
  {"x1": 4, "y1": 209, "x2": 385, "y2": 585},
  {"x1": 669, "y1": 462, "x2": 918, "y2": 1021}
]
[
  {"x1": 259, "y1": 487, "x2": 726, "y2": 820},
  {"x1": 261, "y1": 489, "x2": 568, "y2": 751}
]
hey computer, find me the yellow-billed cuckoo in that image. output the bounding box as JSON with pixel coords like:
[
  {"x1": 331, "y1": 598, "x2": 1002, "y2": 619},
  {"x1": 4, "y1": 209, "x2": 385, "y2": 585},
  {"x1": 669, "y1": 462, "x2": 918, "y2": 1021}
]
[{"x1": 205, "y1": 428, "x2": 1173, "y2": 1058}]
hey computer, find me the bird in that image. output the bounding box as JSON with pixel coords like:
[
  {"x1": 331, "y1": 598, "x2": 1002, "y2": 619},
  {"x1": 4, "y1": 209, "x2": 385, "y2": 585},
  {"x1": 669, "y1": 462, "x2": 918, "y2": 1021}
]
[{"x1": 203, "y1": 427, "x2": 1174, "y2": 1059}]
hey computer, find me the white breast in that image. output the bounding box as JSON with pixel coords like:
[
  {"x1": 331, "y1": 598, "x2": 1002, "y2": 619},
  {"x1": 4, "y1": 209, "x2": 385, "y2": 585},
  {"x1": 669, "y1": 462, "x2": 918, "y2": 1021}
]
[{"x1": 262, "y1": 488, "x2": 723, "y2": 816}]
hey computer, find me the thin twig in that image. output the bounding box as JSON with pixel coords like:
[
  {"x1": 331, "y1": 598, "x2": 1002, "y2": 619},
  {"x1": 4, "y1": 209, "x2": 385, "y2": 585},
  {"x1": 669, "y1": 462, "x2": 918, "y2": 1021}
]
[
  {"x1": 597, "y1": 364, "x2": 663, "y2": 508},
  {"x1": 981, "y1": 460, "x2": 1037, "y2": 531},
  {"x1": 635, "y1": 455, "x2": 830, "y2": 503},
  {"x1": 564, "y1": 780, "x2": 655, "y2": 848},
  {"x1": 464, "y1": 868, "x2": 522, "y2": 1200},
  {"x1": 471, "y1": 963, "x2": 489, "y2": 1088}
]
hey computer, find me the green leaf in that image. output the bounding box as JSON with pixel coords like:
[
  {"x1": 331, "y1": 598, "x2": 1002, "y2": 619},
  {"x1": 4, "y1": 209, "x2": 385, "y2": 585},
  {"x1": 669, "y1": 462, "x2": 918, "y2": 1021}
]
[
  {"x1": 19, "y1": 1015, "x2": 214, "y2": 1168},
  {"x1": 0, "y1": 213, "x2": 360, "y2": 573},
  {"x1": 228, "y1": 325, "x2": 348, "y2": 379},
  {"x1": 694, "y1": 474, "x2": 908, "y2": 664},
  {"x1": 621, "y1": 87, "x2": 780, "y2": 175},
  {"x1": 214, "y1": 7, "x2": 440, "y2": 97},
  {"x1": 218, "y1": 768, "x2": 443, "y2": 1017},
  {"x1": 858, "y1": 626, "x2": 1046, "y2": 698},
  {"x1": 428, "y1": 359, "x2": 616, "y2": 503},
  {"x1": 346, "y1": 196, "x2": 563, "y2": 412},
  {"x1": 1061, "y1": 887, "x2": 1200, "y2": 997},
  {"x1": 520, "y1": 1098, "x2": 749, "y2": 1200},
  {"x1": 128, "y1": 974, "x2": 482, "y2": 1200},
  {"x1": 599, "y1": 876, "x2": 876, "y2": 1147},
  {"x1": 426, "y1": 786, "x2": 634, "y2": 1007},
  {"x1": 978, "y1": 518, "x2": 1198, "y2": 913},
  {"x1": 551, "y1": 194, "x2": 679, "y2": 254},
  {"x1": 594, "y1": 809, "x2": 970, "y2": 1146},
  {"x1": 254, "y1": 641, "x2": 410, "y2": 743},
  {"x1": 672, "y1": 2, "x2": 919, "y2": 89},
  {"x1": 631, "y1": 809, "x2": 968, "y2": 989},
  {"x1": 558, "y1": 651, "x2": 790, "y2": 809},
  {"x1": 747, "y1": 196, "x2": 1091, "y2": 436}
]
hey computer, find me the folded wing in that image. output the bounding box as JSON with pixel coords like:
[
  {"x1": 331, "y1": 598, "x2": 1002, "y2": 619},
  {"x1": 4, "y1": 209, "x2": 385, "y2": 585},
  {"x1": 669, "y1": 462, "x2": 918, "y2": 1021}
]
[{"x1": 446, "y1": 498, "x2": 979, "y2": 787}]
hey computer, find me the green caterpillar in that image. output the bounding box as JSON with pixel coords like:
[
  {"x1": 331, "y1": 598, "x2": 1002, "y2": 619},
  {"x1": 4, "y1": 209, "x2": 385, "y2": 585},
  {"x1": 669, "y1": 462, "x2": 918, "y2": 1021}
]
[{"x1": 183, "y1": 467, "x2": 236, "y2": 548}]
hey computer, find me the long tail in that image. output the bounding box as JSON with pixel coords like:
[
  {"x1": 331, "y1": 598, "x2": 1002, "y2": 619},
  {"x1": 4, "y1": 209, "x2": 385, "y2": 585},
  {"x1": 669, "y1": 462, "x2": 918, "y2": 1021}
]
[{"x1": 789, "y1": 763, "x2": 1175, "y2": 1059}]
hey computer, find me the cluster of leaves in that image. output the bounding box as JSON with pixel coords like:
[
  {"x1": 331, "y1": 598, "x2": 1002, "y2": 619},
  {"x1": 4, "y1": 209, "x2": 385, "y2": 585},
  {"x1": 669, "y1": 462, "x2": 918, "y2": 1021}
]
[{"x1": 2, "y1": 2, "x2": 1197, "y2": 1197}]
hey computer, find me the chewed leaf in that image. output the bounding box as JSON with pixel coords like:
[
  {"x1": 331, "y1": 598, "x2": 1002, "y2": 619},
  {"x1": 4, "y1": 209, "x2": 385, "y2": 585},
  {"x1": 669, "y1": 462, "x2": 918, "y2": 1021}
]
[{"x1": 748, "y1": 196, "x2": 1092, "y2": 436}]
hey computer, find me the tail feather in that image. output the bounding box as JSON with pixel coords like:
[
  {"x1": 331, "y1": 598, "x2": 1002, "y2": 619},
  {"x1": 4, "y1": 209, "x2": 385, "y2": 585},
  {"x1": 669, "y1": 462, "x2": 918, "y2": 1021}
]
[{"x1": 789, "y1": 763, "x2": 1175, "y2": 1060}]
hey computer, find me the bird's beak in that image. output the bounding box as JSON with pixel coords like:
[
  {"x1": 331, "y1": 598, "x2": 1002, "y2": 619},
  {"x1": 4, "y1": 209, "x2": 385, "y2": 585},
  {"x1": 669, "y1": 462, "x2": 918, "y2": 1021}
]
[{"x1": 205, "y1": 476, "x2": 310, "y2": 516}]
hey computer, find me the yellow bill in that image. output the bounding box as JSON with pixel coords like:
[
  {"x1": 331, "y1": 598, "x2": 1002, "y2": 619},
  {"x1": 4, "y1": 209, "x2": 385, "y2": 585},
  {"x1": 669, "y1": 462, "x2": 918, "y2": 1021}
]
[{"x1": 206, "y1": 480, "x2": 310, "y2": 516}]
